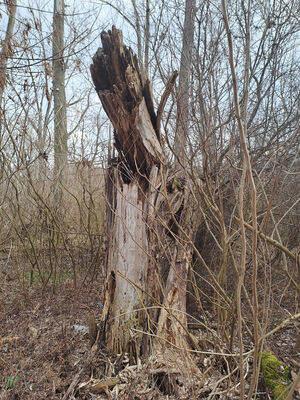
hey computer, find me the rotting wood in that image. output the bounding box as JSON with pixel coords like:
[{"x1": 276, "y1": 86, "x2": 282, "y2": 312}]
[
  {"x1": 88, "y1": 314, "x2": 98, "y2": 346},
  {"x1": 90, "y1": 26, "x2": 163, "y2": 178},
  {"x1": 90, "y1": 26, "x2": 196, "y2": 357},
  {"x1": 91, "y1": 26, "x2": 164, "y2": 355}
]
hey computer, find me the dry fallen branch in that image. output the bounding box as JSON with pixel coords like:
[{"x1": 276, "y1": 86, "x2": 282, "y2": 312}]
[
  {"x1": 91, "y1": 376, "x2": 121, "y2": 397},
  {"x1": 261, "y1": 312, "x2": 300, "y2": 342},
  {"x1": 234, "y1": 216, "x2": 299, "y2": 264}
]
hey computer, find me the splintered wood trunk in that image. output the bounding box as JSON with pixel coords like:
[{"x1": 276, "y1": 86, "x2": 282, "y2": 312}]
[
  {"x1": 101, "y1": 186, "x2": 146, "y2": 355},
  {"x1": 106, "y1": 176, "x2": 148, "y2": 354},
  {"x1": 91, "y1": 26, "x2": 196, "y2": 356},
  {"x1": 91, "y1": 27, "x2": 163, "y2": 355},
  {"x1": 102, "y1": 165, "x2": 162, "y2": 356}
]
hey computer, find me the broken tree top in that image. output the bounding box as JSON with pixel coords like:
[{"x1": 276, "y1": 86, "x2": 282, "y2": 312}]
[{"x1": 90, "y1": 26, "x2": 163, "y2": 177}]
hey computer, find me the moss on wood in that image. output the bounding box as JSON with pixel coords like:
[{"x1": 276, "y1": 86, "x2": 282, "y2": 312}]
[{"x1": 261, "y1": 350, "x2": 292, "y2": 399}]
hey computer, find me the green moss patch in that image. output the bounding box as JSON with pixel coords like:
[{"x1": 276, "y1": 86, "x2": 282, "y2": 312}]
[
  {"x1": 25, "y1": 269, "x2": 72, "y2": 284},
  {"x1": 261, "y1": 351, "x2": 292, "y2": 399}
]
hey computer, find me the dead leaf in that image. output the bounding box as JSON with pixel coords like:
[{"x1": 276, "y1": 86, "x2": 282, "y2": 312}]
[{"x1": 91, "y1": 377, "x2": 120, "y2": 393}]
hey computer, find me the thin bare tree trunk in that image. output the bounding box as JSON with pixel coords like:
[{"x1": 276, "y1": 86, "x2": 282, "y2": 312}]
[
  {"x1": 157, "y1": 0, "x2": 196, "y2": 348},
  {"x1": 53, "y1": 0, "x2": 67, "y2": 212},
  {"x1": 222, "y1": 1, "x2": 258, "y2": 398},
  {"x1": 144, "y1": 0, "x2": 150, "y2": 78},
  {"x1": 174, "y1": 0, "x2": 196, "y2": 166},
  {"x1": 0, "y1": 0, "x2": 17, "y2": 120}
]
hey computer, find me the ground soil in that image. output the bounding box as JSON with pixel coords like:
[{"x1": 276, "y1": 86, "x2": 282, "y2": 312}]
[
  {"x1": 0, "y1": 276, "x2": 103, "y2": 399},
  {"x1": 0, "y1": 266, "x2": 299, "y2": 399}
]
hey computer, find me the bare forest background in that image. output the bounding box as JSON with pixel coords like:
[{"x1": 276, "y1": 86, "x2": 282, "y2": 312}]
[{"x1": 0, "y1": 0, "x2": 299, "y2": 399}]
